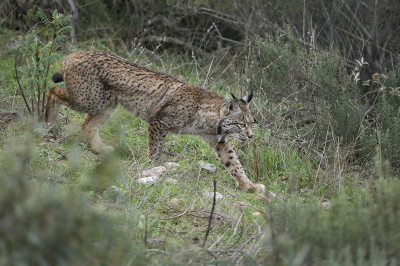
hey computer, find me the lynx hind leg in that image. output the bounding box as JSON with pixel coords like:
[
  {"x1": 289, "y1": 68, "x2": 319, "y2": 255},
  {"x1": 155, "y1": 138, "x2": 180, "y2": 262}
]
[
  {"x1": 45, "y1": 86, "x2": 71, "y2": 128},
  {"x1": 148, "y1": 121, "x2": 167, "y2": 162},
  {"x1": 210, "y1": 140, "x2": 265, "y2": 193},
  {"x1": 81, "y1": 104, "x2": 117, "y2": 154}
]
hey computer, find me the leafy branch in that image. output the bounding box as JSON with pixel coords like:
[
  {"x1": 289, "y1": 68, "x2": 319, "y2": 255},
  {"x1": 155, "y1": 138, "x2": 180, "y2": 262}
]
[{"x1": 13, "y1": 9, "x2": 72, "y2": 119}]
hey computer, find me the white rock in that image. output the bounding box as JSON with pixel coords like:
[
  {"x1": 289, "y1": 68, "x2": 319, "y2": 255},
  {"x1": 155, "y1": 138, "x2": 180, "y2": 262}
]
[
  {"x1": 137, "y1": 175, "x2": 159, "y2": 184},
  {"x1": 198, "y1": 161, "x2": 217, "y2": 172},
  {"x1": 139, "y1": 166, "x2": 166, "y2": 178},
  {"x1": 204, "y1": 192, "x2": 223, "y2": 199},
  {"x1": 164, "y1": 162, "x2": 180, "y2": 169}
]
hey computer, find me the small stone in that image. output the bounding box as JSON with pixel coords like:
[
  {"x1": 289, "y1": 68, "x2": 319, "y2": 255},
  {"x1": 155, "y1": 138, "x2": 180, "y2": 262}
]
[
  {"x1": 252, "y1": 211, "x2": 263, "y2": 216},
  {"x1": 198, "y1": 161, "x2": 217, "y2": 172},
  {"x1": 164, "y1": 162, "x2": 180, "y2": 169},
  {"x1": 255, "y1": 194, "x2": 268, "y2": 201},
  {"x1": 106, "y1": 185, "x2": 125, "y2": 200},
  {"x1": 256, "y1": 191, "x2": 276, "y2": 202},
  {"x1": 137, "y1": 175, "x2": 159, "y2": 184},
  {"x1": 166, "y1": 178, "x2": 178, "y2": 184},
  {"x1": 139, "y1": 166, "x2": 166, "y2": 178},
  {"x1": 321, "y1": 201, "x2": 332, "y2": 210},
  {"x1": 170, "y1": 198, "x2": 180, "y2": 205},
  {"x1": 232, "y1": 201, "x2": 245, "y2": 209},
  {"x1": 110, "y1": 185, "x2": 123, "y2": 193},
  {"x1": 204, "y1": 192, "x2": 223, "y2": 199}
]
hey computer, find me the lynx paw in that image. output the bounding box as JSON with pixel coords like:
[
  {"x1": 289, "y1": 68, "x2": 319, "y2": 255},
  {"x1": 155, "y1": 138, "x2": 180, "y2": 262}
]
[{"x1": 248, "y1": 184, "x2": 265, "y2": 193}]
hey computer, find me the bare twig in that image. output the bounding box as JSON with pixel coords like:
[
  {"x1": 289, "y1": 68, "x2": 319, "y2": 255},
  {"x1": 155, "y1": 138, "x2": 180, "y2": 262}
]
[
  {"x1": 158, "y1": 210, "x2": 188, "y2": 220},
  {"x1": 202, "y1": 175, "x2": 217, "y2": 248},
  {"x1": 14, "y1": 49, "x2": 31, "y2": 115},
  {"x1": 146, "y1": 249, "x2": 171, "y2": 255},
  {"x1": 231, "y1": 202, "x2": 266, "y2": 216},
  {"x1": 254, "y1": 150, "x2": 259, "y2": 182},
  {"x1": 229, "y1": 231, "x2": 264, "y2": 259}
]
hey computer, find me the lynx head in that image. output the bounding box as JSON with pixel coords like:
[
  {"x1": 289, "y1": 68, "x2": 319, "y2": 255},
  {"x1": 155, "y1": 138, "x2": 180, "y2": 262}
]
[{"x1": 217, "y1": 88, "x2": 255, "y2": 143}]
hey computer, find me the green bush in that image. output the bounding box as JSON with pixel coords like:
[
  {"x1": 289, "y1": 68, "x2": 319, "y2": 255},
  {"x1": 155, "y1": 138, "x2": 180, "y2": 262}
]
[
  {"x1": 0, "y1": 133, "x2": 149, "y2": 266},
  {"x1": 13, "y1": 9, "x2": 71, "y2": 119},
  {"x1": 251, "y1": 29, "x2": 364, "y2": 144},
  {"x1": 260, "y1": 177, "x2": 400, "y2": 265},
  {"x1": 358, "y1": 68, "x2": 400, "y2": 167}
]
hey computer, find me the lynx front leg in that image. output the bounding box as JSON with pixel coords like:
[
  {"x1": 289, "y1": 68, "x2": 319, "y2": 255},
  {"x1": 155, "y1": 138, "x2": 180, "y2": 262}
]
[
  {"x1": 148, "y1": 121, "x2": 167, "y2": 162},
  {"x1": 45, "y1": 86, "x2": 71, "y2": 128},
  {"x1": 81, "y1": 104, "x2": 117, "y2": 154},
  {"x1": 206, "y1": 138, "x2": 265, "y2": 193}
]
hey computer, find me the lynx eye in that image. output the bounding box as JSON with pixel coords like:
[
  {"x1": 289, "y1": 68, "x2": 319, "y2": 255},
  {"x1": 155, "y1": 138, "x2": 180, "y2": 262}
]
[{"x1": 240, "y1": 124, "x2": 246, "y2": 129}]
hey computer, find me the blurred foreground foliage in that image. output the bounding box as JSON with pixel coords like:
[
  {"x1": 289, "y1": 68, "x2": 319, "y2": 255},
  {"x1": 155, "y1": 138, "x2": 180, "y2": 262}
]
[
  {"x1": 0, "y1": 130, "x2": 149, "y2": 266},
  {"x1": 261, "y1": 177, "x2": 400, "y2": 265}
]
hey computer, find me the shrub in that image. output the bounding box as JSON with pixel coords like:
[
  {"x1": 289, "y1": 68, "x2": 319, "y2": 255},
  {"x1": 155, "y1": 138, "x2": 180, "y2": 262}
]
[
  {"x1": 0, "y1": 132, "x2": 149, "y2": 265},
  {"x1": 13, "y1": 9, "x2": 72, "y2": 119}
]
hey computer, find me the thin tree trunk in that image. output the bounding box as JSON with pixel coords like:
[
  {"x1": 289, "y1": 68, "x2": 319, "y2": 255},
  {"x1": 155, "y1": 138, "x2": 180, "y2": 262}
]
[{"x1": 67, "y1": 0, "x2": 78, "y2": 45}]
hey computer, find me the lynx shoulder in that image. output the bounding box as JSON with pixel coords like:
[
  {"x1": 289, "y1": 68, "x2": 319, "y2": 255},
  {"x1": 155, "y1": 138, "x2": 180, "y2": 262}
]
[{"x1": 46, "y1": 51, "x2": 264, "y2": 193}]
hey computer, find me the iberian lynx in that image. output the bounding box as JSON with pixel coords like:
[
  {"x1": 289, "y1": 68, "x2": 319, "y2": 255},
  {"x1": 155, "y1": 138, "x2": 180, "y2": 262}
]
[{"x1": 46, "y1": 51, "x2": 265, "y2": 193}]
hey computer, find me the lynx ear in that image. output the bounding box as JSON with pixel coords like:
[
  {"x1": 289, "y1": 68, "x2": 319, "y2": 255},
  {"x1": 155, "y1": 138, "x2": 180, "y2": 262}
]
[
  {"x1": 241, "y1": 85, "x2": 253, "y2": 104},
  {"x1": 225, "y1": 99, "x2": 239, "y2": 114},
  {"x1": 230, "y1": 92, "x2": 237, "y2": 100}
]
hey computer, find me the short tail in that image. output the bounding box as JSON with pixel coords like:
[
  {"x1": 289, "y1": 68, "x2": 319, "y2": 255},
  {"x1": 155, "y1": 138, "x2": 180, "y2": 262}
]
[{"x1": 52, "y1": 71, "x2": 64, "y2": 83}]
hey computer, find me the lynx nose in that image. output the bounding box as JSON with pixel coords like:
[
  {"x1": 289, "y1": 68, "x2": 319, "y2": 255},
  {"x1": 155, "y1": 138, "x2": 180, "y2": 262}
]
[{"x1": 248, "y1": 133, "x2": 253, "y2": 139}]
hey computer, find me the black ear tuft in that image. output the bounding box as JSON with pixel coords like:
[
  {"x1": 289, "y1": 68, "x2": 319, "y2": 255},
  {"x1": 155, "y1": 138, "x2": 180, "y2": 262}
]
[
  {"x1": 230, "y1": 92, "x2": 237, "y2": 100},
  {"x1": 241, "y1": 85, "x2": 253, "y2": 104}
]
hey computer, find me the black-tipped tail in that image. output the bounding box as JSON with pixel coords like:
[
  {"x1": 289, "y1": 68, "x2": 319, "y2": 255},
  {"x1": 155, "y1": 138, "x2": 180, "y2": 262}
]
[{"x1": 52, "y1": 72, "x2": 64, "y2": 83}]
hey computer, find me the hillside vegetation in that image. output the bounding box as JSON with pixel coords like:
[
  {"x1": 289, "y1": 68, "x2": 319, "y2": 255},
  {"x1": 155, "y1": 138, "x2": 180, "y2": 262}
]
[{"x1": 1, "y1": 1, "x2": 400, "y2": 265}]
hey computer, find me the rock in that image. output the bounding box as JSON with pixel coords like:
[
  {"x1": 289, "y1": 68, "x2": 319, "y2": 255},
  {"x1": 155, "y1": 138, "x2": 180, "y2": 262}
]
[
  {"x1": 252, "y1": 211, "x2": 263, "y2": 216},
  {"x1": 256, "y1": 191, "x2": 277, "y2": 202},
  {"x1": 166, "y1": 178, "x2": 178, "y2": 184},
  {"x1": 321, "y1": 201, "x2": 332, "y2": 210},
  {"x1": 232, "y1": 201, "x2": 245, "y2": 209},
  {"x1": 170, "y1": 198, "x2": 180, "y2": 205},
  {"x1": 204, "y1": 191, "x2": 223, "y2": 199},
  {"x1": 198, "y1": 161, "x2": 217, "y2": 172},
  {"x1": 139, "y1": 166, "x2": 166, "y2": 178},
  {"x1": 164, "y1": 162, "x2": 180, "y2": 169},
  {"x1": 137, "y1": 175, "x2": 159, "y2": 184},
  {"x1": 255, "y1": 194, "x2": 268, "y2": 201},
  {"x1": 106, "y1": 185, "x2": 125, "y2": 200},
  {"x1": 110, "y1": 185, "x2": 123, "y2": 194}
]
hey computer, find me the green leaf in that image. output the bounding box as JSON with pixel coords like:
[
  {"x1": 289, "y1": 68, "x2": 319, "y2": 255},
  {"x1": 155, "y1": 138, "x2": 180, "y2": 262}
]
[{"x1": 37, "y1": 9, "x2": 51, "y2": 27}]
